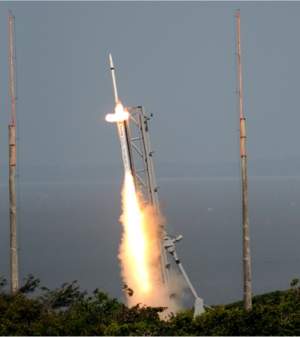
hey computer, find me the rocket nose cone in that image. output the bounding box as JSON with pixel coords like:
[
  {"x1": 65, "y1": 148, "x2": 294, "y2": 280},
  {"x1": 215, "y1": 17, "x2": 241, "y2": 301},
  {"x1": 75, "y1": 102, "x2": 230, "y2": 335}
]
[{"x1": 109, "y1": 53, "x2": 114, "y2": 68}]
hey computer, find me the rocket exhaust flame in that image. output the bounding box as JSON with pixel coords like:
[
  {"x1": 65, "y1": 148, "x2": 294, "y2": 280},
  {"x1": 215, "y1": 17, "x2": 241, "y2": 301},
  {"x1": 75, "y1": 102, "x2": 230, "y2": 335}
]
[
  {"x1": 121, "y1": 171, "x2": 152, "y2": 296},
  {"x1": 119, "y1": 168, "x2": 172, "y2": 308}
]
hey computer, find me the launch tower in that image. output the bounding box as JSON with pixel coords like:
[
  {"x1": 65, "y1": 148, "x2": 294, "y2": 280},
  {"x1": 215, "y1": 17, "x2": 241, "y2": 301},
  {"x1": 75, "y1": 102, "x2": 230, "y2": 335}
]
[{"x1": 106, "y1": 54, "x2": 204, "y2": 315}]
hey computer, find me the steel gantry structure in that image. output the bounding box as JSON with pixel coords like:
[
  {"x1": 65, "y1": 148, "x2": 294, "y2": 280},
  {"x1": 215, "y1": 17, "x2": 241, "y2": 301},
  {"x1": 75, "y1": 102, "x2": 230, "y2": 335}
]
[{"x1": 125, "y1": 105, "x2": 205, "y2": 317}]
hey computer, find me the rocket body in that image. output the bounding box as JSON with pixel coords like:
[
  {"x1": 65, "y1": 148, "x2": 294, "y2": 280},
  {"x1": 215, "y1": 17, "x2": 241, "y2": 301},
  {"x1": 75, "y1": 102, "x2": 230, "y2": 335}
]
[
  {"x1": 117, "y1": 122, "x2": 132, "y2": 172},
  {"x1": 106, "y1": 54, "x2": 134, "y2": 174},
  {"x1": 109, "y1": 53, "x2": 119, "y2": 104}
]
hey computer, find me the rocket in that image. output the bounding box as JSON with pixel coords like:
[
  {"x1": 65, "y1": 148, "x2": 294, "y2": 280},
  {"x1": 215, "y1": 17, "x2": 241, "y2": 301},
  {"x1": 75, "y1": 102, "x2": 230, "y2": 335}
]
[
  {"x1": 109, "y1": 53, "x2": 119, "y2": 104},
  {"x1": 106, "y1": 54, "x2": 134, "y2": 174}
]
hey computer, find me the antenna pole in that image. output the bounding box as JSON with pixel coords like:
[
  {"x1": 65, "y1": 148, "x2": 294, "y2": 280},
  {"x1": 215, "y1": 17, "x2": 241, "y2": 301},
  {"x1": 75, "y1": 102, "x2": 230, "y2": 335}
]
[
  {"x1": 236, "y1": 9, "x2": 252, "y2": 311},
  {"x1": 8, "y1": 12, "x2": 19, "y2": 294}
]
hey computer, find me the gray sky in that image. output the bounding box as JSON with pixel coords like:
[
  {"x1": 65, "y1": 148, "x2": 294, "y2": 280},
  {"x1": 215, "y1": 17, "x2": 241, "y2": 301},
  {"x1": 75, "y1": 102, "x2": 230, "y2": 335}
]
[
  {"x1": 1, "y1": 2, "x2": 300, "y2": 304},
  {"x1": 0, "y1": 1, "x2": 300, "y2": 183}
]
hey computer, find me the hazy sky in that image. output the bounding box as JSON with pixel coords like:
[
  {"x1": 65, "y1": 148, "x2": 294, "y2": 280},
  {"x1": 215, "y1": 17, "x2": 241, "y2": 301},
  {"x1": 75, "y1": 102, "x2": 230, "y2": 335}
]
[{"x1": 0, "y1": 1, "x2": 300, "y2": 183}]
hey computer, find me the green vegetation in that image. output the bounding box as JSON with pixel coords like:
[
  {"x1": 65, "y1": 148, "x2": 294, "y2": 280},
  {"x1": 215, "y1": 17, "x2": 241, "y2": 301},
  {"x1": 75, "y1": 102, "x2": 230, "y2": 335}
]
[{"x1": 0, "y1": 275, "x2": 299, "y2": 335}]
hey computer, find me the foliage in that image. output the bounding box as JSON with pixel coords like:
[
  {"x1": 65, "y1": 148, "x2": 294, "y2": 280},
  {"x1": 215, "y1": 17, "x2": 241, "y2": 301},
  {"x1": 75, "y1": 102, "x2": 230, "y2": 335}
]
[{"x1": 0, "y1": 274, "x2": 300, "y2": 335}]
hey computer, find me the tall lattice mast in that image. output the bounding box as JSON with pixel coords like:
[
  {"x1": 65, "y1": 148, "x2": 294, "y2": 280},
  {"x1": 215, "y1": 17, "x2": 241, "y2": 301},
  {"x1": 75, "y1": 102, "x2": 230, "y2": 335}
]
[
  {"x1": 235, "y1": 9, "x2": 252, "y2": 311},
  {"x1": 8, "y1": 11, "x2": 19, "y2": 294}
]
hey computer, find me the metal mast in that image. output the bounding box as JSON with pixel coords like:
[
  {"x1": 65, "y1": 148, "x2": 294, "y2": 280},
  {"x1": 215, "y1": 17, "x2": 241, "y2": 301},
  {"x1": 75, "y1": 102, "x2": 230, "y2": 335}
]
[
  {"x1": 8, "y1": 12, "x2": 19, "y2": 294},
  {"x1": 235, "y1": 10, "x2": 252, "y2": 311}
]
